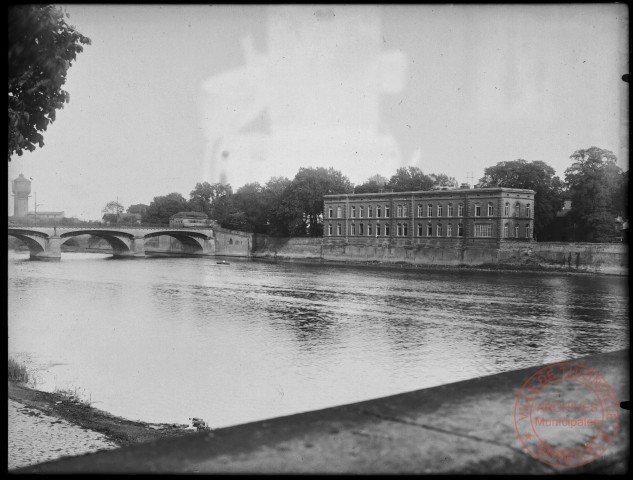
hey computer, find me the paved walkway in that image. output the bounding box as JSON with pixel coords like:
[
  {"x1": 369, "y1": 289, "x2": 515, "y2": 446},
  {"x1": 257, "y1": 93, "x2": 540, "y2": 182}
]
[{"x1": 8, "y1": 399, "x2": 119, "y2": 470}]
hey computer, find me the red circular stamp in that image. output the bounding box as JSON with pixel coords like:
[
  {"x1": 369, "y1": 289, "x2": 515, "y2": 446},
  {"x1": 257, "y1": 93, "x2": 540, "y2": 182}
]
[{"x1": 514, "y1": 362, "x2": 619, "y2": 468}]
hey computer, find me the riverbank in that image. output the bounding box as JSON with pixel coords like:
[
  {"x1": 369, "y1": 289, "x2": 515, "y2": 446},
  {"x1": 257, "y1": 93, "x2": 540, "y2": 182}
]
[
  {"x1": 13, "y1": 349, "x2": 630, "y2": 474},
  {"x1": 8, "y1": 381, "x2": 193, "y2": 452}
]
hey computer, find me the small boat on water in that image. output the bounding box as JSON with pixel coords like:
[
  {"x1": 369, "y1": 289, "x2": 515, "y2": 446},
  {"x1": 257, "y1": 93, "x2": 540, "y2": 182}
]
[{"x1": 217, "y1": 260, "x2": 230, "y2": 265}]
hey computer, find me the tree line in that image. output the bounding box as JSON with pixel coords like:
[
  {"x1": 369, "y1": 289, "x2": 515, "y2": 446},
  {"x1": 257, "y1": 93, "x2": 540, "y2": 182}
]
[{"x1": 114, "y1": 146, "x2": 626, "y2": 243}]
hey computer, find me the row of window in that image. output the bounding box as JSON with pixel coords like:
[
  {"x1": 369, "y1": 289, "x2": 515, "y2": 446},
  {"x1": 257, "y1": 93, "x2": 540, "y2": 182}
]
[
  {"x1": 331, "y1": 202, "x2": 531, "y2": 219},
  {"x1": 327, "y1": 223, "x2": 531, "y2": 238}
]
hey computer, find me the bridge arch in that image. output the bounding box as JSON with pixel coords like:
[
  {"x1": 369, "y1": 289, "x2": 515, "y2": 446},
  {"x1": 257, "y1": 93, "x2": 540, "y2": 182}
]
[
  {"x1": 143, "y1": 231, "x2": 210, "y2": 255},
  {"x1": 8, "y1": 232, "x2": 46, "y2": 257},
  {"x1": 60, "y1": 230, "x2": 136, "y2": 257}
]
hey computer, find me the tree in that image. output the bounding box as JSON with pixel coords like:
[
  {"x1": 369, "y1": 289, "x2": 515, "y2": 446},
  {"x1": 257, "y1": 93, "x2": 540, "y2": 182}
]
[
  {"x1": 143, "y1": 193, "x2": 188, "y2": 225},
  {"x1": 479, "y1": 159, "x2": 565, "y2": 240},
  {"x1": 288, "y1": 167, "x2": 353, "y2": 236},
  {"x1": 262, "y1": 176, "x2": 298, "y2": 236},
  {"x1": 233, "y1": 182, "x2": 268, "y2": 233},
  {"x1": 9, "y1": 5, "x2": 91, "y2": 160},
  {"x1": 564, "y1": 147, "x2": 623, "y2": 242},
  {"x1": 387, "y1": 166, "x2": 434, "y2": 192},
  {"x1": 429, "y1": 173, "x2": 459, "y2": 188},
  {"x1": 102, "y1": 201, "x2": 124, "y2": 216},
  {"x1": 354, "y1": 174, "x2": 389, "y2": 194},
  {"x1": 127, "y1": 203, "x2": 148, "y2": 215}
]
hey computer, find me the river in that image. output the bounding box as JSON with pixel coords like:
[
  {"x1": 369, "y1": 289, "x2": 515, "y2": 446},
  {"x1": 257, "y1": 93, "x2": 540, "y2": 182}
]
[{"x1": 7, "y1": 251, "x2": 629, "y2": 429}]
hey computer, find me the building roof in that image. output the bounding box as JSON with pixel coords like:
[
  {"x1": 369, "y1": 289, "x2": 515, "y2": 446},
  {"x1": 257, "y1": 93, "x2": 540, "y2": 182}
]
[
  {"x1": 324, "y1": 187, "x2": 535, "y2": 199},
  {"x1": 170, "y1": 211, "x2": 209, "y2": 219}
]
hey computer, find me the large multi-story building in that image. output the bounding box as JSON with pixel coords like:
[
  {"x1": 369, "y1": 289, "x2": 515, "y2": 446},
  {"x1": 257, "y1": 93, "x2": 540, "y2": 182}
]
[{"x1": 323, "y1": 186, "x2": 535, "y2": 244}]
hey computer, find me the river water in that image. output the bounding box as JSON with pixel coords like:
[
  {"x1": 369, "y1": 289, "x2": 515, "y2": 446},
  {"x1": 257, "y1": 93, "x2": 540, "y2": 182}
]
[{"x1": 7, "y1": 251, "x2": 629, "y2": 429}]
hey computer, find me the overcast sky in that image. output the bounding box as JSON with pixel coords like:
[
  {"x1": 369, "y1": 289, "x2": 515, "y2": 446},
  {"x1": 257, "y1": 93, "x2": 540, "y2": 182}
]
[{"x1": 8, "y1": 4, "x2": 628, "y2": 220}]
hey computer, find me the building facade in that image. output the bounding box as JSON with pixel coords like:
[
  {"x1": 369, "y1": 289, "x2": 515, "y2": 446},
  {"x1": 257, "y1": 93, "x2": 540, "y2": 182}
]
[
  {"x1": 26, "y1": 211, "x2": 64, "y2": 222},
  {"x1": 169, "y1": 211, "x2": 211, "y2": 228},
  {"x1": 323, "y1": 187, "x2": 535, "y2": 244}
]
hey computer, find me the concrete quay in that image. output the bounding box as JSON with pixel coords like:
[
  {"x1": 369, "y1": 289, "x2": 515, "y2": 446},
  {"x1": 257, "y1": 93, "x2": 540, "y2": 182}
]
[{"x1": 15, "y1": 349, "x2": 630, "y2": 474}]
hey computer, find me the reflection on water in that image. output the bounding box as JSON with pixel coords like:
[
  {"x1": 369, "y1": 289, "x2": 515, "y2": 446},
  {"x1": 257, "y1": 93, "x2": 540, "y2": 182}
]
[{"x1": 8, "y1": 251, "x2": 629, "y2": 428}]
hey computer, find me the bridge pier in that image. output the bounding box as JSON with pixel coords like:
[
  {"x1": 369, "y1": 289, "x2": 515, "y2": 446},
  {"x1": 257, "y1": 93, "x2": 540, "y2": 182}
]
[
  {"x1": 112, "y1": 236, "x2": 146, "y2": 258},
  {"x1": 31, "y1": 237, "x2": 61, "y2": 261}
]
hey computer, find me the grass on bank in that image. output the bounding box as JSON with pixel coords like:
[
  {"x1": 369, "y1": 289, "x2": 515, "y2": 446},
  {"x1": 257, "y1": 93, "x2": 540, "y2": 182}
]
[
  {"x1": 53, "y1": 386, "x2": 93, "y2": 408},
  {"x1": 8, "y1": 357, "x2": 30, "y2": 384}
]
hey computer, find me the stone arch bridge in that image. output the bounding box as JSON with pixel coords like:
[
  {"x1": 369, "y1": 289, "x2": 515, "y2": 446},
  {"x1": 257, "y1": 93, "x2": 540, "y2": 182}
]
[{"x1": 8, "y1": 226, "x2": 216, "y2": 261}]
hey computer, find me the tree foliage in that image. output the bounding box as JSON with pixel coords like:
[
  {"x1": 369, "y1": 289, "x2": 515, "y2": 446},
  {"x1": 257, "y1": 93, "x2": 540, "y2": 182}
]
[
  {"x1": 143, "y1": 192, "x2": 188, "y2": 225},
  {"x1": 354, "y1": 173, "x2": 389, "y2": 194},
  {"x1": 479, "y1": 159, "x2": 565, "y2": 240},
  {"x1": 288, "y1": 167, "x2": 353, "y2": 236},
  {"x1": 233, "y1": 183, "x2": 268, "y2": 233},
  {"x1": 8, "y1": 5, "x2": 91, "y2": 160},
  {"x1": 429, "y1": 173, "x2": 459, "y2": 188},
  {"x1": 564, "y1": 147, "x2": 624, "y2": 242},
  {"x1": 262, "y1": 177, "x2": 298, "y2": 237},
  {"x1": 102, "y1": 201, "x2": 124, "y2": 215},
  {"x1": 387, "y1": 166, "x2": 434, "y2": 192}
]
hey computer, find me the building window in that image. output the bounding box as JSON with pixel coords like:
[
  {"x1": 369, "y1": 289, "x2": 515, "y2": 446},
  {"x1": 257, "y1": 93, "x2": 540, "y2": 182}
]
[
  {"x1": 475, "y1": 223, "x2": 492, "y2": 237},
  {"x1": 359, "y1": 223, "x2": 364, "y2": 235},
  {"x1": 397, "y1": 223, "x2": 402, "y2": 236},
  {"x1": 437, "y1": 223, "x2": 443, "y2": 237},
  {"x1": 368, "y1": 224, "x2": 373, "y2": 236},
  {"x1": 448, "y1": 204, "x2": 454, "y2": 216},
  {"x1": 427, "y1": 204, "x2": 433, "y2": 216},
  {"x1": 368, "y1": 206, "x2": 373, "y2": 218},
  {"x1": 403, "y1": 205, "x2": 408, "y2": 217},
  {"x1": 526, "y1": 204, "x2": 531, "y2": 218},
  {"x1": 328, "y1": 223, "x2": 332, "y2": 236},
  {"x1": 437, "y1": 204, "x2": 443, "y2": 217},
  {"x1": 328, "y1": 207, "x2": 333, "y2": 218},
  {"x1": 376, "y1": 223, "x2": 381, "y2": 236},
  {"x1": 403, "y1": 223, "x2": 408, "y2": 236},
  {"x1": 525, "y1": 224, "x2": 530, "y2": 238},
  {"x1": 504, "y1": 203, "x2": 509, "y2": 216},
  {"x1": 351, "y1": 223, "x2": 356, "y2": 235},
  {"x1": 447, "y1": 223, "x2": 453, "y2": 237},
  {"x1": 385, "y1": 224, "x2": 390, "y2": 236},
  {"x1": 337, "y1": 223, "x2": 341, "y2": 235},
  {"x1": 475, "y1": 204, "x2": 481, "y2": 217},
  {"x1": 385, "y1": 206, "x2": 390, "y2": 218},
  {"x1": 515, "y1": 203, "x2": 520, "y2": 217},
  {"x1": 488, "y1": 203, "x2": 494, "y2": 216},
  {"x1": 351, "y1": 206, "x2": 356, "y2": 218},
  {"x1": 418, "y1": 223, "x2": 424, "y2": 236},
  {"x1": 458, "y1": 204, "x2": 464, "y2": 216},
  {"x1": 457, "y1": 223, "x2": 464, "y2": 237},
  {"x1": 337, "y1": 206, "x2": 342, "y2": 218},
  {"x1": 504, "y1": 223, "x2": 509, "y2": 238},
  {"x1": 397, "y1": 205, "x2": 403, "y2": 217},
  {"x1": 359, "y1": 206, "x2": 365, "y2": 218},
  {"x1": 377, "y1": 205, "x2": 382, "y2": 218},
  {"x1": 427, "y1": 223, "x2": 433, "y2": 236},
  {"x1": 515, "y1": 224, "x2": 519, "y2": 237},
  {"x1": 418, "y1": 204, "x2": 424, "y2": 217}
]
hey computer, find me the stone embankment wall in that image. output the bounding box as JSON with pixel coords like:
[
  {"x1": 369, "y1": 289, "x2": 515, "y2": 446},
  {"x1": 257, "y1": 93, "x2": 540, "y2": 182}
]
[
  {"x1": 497, "y1": 241, "x2": 628, "y2": 275},
  {"x1": 252, "y1": 235, "x2": 628, "y2": 275},
  {"x1": 214, "y1": 228, "x2": 253, "y2": 257}
]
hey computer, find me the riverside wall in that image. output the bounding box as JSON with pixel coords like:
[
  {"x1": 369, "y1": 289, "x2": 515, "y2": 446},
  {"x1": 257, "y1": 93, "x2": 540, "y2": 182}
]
[
  {"x1": 252, "y1": 235, "x2": 628, "y2": 275},
  {"x1": 18, "y1": 349, "x2": 630, "y2": 474}
]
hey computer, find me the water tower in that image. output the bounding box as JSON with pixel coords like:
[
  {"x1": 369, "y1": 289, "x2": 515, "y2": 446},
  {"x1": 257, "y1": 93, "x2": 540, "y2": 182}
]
[{"x1": 12, "y1": 173, "x2": 31, "y2": 218}]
